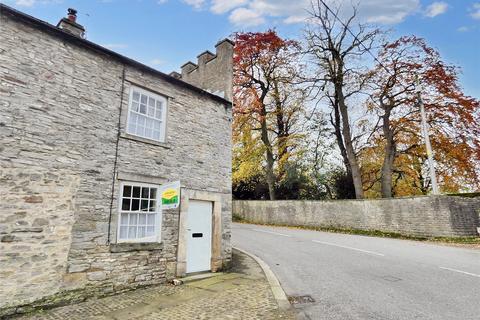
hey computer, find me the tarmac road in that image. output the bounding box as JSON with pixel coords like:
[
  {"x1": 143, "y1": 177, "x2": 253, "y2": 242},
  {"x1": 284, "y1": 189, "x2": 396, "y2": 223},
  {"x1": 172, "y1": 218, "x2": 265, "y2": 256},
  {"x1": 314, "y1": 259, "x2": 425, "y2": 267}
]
[{"x1": 232, "y1": 223, "x2": 480, "y2": 320}]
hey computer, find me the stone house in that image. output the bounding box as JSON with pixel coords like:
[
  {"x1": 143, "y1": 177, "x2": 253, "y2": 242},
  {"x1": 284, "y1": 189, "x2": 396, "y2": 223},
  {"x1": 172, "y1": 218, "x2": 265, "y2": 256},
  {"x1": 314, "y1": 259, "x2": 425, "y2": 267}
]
[{"x1": 0, "y1": 4, "x2": 233, "y2": 316}]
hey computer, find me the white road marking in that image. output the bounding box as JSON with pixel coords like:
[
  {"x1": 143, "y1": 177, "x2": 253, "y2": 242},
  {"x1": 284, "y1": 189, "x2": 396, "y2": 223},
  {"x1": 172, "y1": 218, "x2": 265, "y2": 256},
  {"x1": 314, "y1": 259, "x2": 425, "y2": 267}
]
[
  {"x1": 312, "y1": 240, "x2": 385, "y2": 256},
  {"x1": 252, "y1": 229, "x2": 292, "y2": 237},
  {"x1": 439, "y1": 267, "x2": 480, "y2": 278}
]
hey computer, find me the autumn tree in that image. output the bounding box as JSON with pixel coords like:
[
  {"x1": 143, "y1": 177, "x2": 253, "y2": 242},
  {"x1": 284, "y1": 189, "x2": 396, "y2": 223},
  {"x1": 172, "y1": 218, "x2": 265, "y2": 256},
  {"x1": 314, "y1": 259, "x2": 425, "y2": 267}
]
[
  {"x1": 363, "y1": 36, "x2": 480, "y2": 197},
  {"x1": 233, "y1": 30, "x2": 305, "y2": 200},
  {"x1": 304, "y1": 1, "x2": 381, "y2": 199}
]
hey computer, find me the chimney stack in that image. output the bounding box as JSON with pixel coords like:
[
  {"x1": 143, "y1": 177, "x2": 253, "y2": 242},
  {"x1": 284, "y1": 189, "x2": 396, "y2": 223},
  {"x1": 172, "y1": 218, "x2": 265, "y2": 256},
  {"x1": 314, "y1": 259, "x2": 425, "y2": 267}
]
[
  {"x1": 57, "y1": 8, "x2": 85, "y2": 38},
  {"x1": 178, "y1": 38, "x2": 233, "y2": 101}
]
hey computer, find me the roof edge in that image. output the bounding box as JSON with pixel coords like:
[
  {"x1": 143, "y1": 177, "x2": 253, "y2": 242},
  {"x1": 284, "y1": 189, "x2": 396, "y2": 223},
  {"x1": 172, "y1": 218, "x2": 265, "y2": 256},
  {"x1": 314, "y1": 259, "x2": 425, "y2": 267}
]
[{"x1": 0, "y1": 3, "x2": 232, "y2": 106}]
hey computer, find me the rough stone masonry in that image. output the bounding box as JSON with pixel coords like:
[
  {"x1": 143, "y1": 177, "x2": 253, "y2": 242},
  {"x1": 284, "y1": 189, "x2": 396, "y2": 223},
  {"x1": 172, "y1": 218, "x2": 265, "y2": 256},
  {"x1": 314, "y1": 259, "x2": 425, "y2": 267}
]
[
  {"x1": 233, "y1": 196, "x2": 480, "y2": 237},
  {"x1": 0, "y1": 4, "x2": 233, "y2": 316}
]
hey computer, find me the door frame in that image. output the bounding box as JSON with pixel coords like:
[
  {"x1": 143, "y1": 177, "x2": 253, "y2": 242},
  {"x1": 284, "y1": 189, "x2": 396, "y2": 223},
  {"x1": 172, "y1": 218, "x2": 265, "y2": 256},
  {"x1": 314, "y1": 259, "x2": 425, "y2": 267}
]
[{"x1": 176, "y1": 188, "x2": 222, "y2": 277}]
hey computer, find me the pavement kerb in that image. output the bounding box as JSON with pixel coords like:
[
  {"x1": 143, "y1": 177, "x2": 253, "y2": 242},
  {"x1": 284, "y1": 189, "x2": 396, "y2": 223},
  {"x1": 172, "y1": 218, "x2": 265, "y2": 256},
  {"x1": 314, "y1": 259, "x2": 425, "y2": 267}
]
[{"x1": 233, "y1": 247, "x2": 291, "y2": 311}]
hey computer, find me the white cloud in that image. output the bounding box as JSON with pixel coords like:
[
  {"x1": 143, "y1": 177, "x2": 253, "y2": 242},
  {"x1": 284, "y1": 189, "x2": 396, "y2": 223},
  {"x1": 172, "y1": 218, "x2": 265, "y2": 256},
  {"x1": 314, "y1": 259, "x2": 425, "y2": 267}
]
[
  {"x1": 183, "y1": 0, "x2": 205, "y2": 10},
  {"x1": 471, "y1": 3, "x2": 480, "y2": 20},
  {"x1": 11, "y1": 0, "x2": 61, "y2": 7},
  {"x1": 457, "y1": 26, "x2": 469, "y2": 32},
  {"x1": 283, "y1": 15, "x2": 307, "y2": 24},
  {"x1": 211, "y1": 0, "x2": 247, "y2": 14},
  {"x1": 182, "y1": 0, "x2": 420, "y2": 27},
  {"x1": 150, "y1": 58, "x2": 165, "y2": 66},
  {"x1": 229, "y1": 7, "x2": 265, "y2": 27},
  {"x1": 157, "y1": 0, "x2": 168, "y2": 4},
  {"x1": 424, "y1": 1, "x2": 448, "y2": 18},
  {"x1": 14, "y1": 0, "x2": 37, "y2": 6}
]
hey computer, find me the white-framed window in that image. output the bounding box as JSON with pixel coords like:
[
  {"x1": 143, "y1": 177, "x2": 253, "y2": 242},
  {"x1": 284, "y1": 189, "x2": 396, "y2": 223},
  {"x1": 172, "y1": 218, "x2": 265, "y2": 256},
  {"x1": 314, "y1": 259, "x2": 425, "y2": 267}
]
[
  {"x1": 117, "y1": 182, "x2": 161, "y2": 243},
  {"x1": 126, "y1": 86, "x2": 167, "y2": 142}
]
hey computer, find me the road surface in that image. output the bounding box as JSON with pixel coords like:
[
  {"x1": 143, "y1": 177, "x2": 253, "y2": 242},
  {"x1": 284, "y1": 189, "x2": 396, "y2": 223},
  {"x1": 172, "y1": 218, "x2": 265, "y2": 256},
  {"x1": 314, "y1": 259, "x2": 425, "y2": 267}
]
[{"x1": 232, "y1": 223, "x2": 480, "y2": 320}]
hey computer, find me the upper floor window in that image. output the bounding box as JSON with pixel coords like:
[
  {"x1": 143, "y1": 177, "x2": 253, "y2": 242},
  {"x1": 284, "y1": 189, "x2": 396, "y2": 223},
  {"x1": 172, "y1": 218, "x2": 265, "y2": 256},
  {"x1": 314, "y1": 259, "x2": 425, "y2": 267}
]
[{"x1": 127, "y1": 86, "x2": 167, "y2": 142}]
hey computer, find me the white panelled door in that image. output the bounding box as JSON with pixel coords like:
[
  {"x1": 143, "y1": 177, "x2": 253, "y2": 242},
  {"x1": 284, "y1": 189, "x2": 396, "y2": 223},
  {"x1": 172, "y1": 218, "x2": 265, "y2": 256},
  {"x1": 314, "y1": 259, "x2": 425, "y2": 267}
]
[{"x1": 186, "y1": 200, "x2": 213, "y2": 273}]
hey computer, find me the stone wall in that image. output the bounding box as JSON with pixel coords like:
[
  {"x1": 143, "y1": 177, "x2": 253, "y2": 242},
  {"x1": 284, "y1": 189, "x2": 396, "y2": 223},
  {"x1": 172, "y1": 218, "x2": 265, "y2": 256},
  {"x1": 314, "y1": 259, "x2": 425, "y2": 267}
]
[
  {"x1": 233, "y1": 196, "x2": 480, "y2": 237},
  {"x1": 180, "y1": 39, "x2": 234, "y2": 101},
  {"x1": 0, "y1": 8, "x2": 232, "y2": 315}
]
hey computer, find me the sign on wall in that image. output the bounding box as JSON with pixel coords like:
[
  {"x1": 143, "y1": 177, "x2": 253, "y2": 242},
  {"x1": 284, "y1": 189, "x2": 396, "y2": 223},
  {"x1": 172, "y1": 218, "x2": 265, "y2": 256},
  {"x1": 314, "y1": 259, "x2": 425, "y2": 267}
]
[{"x1": 160, "y1": 181, "x2": 181, "y2": 209}]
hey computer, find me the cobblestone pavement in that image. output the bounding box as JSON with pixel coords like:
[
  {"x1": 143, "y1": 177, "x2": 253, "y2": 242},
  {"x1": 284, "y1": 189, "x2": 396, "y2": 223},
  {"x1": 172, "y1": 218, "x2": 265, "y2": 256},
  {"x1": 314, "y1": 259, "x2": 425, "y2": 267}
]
[{"x1": 15, "y1": 250, "x2": 295, "y2": 320}]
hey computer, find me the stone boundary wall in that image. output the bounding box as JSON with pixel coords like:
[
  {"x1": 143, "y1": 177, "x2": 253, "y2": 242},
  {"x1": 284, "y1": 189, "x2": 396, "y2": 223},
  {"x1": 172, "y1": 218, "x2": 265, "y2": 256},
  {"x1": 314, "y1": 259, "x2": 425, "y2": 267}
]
[{"x1": 233, "y1": 196, "x2": 480, "y2": 237}]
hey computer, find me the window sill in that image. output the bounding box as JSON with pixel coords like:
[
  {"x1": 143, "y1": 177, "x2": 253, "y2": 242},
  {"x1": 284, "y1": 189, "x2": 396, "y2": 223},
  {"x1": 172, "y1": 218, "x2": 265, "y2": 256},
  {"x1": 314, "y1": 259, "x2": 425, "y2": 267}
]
[
  {"x1": 120, "y1": 132, "x2": 171, "y2": 149},
  {"x1": 109, "y1": 242, "x2": 164, "y2": 253}
]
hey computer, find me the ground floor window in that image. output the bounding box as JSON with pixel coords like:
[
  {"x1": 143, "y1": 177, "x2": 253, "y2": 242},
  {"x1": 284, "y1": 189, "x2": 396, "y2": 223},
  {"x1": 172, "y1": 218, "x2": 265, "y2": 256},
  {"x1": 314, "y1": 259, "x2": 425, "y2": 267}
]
[{"x1": 117, "y1": 182, "x2": 161, "y2": 242}]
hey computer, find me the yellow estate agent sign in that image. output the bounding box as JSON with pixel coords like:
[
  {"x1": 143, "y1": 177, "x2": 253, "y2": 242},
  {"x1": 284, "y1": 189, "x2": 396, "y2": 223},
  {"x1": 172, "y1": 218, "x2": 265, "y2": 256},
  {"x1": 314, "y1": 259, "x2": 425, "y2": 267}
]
[{"x1": 160, "y1": 181, "x2": 180, "y2": 209}]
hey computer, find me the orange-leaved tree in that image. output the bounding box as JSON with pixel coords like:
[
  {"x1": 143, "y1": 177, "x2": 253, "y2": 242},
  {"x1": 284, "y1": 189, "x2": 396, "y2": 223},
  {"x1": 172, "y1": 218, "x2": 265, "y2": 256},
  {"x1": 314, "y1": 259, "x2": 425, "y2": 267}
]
[
  {"x1": 233, "y1": 30, "x2": 305, "y2": 200},
  {"x1": 362, "y1": 36, "x2": 480, "y2": 197}
]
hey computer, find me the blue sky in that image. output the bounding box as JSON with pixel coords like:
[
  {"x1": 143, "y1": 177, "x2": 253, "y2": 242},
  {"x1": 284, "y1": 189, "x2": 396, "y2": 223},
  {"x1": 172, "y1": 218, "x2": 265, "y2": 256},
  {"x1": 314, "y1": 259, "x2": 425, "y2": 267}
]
[{"x1": 3, "y1": 0, "x2": 479, "y2": 98}]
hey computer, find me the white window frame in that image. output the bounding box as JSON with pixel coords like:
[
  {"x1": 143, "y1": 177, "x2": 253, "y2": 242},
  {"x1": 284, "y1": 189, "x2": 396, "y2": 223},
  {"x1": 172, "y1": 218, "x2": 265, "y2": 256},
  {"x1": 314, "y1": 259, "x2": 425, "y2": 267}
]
[
  {"x1": 117, "y1": 181, "x2": 162, "y2": 243},
  {"x1": 126, "y1": 86, "x2": 168, "y2": 142}
]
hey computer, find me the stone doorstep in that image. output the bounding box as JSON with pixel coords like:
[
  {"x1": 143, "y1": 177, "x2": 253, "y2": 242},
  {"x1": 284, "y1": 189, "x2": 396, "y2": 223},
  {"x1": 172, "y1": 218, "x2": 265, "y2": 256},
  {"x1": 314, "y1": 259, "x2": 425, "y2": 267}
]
[{"x1": 177, "y1": 271, "x2": 226, "y2": 284}]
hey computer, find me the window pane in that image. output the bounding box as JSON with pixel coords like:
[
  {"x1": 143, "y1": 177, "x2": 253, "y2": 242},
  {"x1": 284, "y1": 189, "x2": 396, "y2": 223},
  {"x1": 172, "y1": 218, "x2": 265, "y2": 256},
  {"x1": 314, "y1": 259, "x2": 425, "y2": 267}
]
[
  {"x1": 145, "y1": 128, "x2": 153, "y2": 139},
  {"x1": 139, "y1": 104, "x2": 147, "y2": 114},
  {"x1": 131, "y1": 101, "x2": 139, "y2": 112},
  {"x1": 147, "y1": 214, "x2": 155, "y2": 225},
  {"x1": 136, "y1": 126, "x2": 145, "y2": 137},
  {"x1": 150, "y1": 188, "x2": 157, "y2": 198},
  {"x1": 153, "y1": 120, "x2": 161, "y2": 130},
  {"x1": 149, "y1": 200, "x2": 156, "y2": 212},
  {"x1": 131, "y1": 199, "x2": 140, "y2": 211},
  {"x1": 146, "y1": 226, "x2": 154, "y2": 237},
  {"x1": 132, "y1": 91, "x2": 140, "y2": 102},
  {"x1": 120, "y1": 213, "x2": 129, "y2": 225},
  {"x1": 138, "y1": 226, "x2": 146, "y2": 238},
  {"x1": 132, "y1": 186, "x2": 141, "y2": 198},
  {"x1": 147, "y1": 106, "x2": 155, "y2": 117},
  {"x1": 155, "y1": 101, "x2": 163, "y2": 119},
  {"x1": 123, "y1": 185, "x2": 132, "y2": 197},
  {"x1": 141, "y1": 200, "x2": 149, "y2": 211},
  {"x1": 139, "y1": 213, "x2": 147, "y2": 225},
  {"x1": 139, "y1": 115, "x2": 146, "y2": 126},
  {"x1": 122, "y1": 198, "x2": 130, "y2": 211},
  {"x1": 129, "y1": 213, "x2": 138, "y2": 225},
  {"x1": 128, "y1": 226, "x2": 137, "y2": 239},
  {"x1": 128, "y1": 114, "x2": 137, "y2": 134},
  {"x1": 141, "y1": 94, "x2": 147, "y2": 104},
  {"x1": 127, "y1": 120, "x2": 136, "y2": 135},
  {"x1": 141, "y1": 187, "x2": 150, "y2": 199},
  {"x1": 131, "y1": 113, "x2": 138, "y2": 123},
  {"x1": 153, "y1": 130, "x2": 160, "y2": 141},
  {"x1": 146, "y1": 118, "x2": 153, "y2": 129},
  {"x1": 119, "y1": 226, "x2": 128, "y2": 239},
  {"x1": 148, "y1": 97, "x2": 155, "y2": 107}
]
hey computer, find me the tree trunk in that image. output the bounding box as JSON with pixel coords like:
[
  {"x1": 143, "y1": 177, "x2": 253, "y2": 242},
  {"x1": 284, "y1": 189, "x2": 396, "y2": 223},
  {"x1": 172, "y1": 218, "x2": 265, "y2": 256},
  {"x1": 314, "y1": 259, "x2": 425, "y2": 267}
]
[
  {"x1": 332, "y1": 98, "x2": 352, "y2": 176},
  {"x1": 380, "y1": 107, "x2": 395, "y2": 198},
  {"x1": 274, "y1": 84, "x2": 288, "y2": 180},
  {"x1": 335, "y1": 83, "x2": 364, "y2": 199},
  {"x1": 259, "y1": 103, "x2": 276, "y2": 200}
]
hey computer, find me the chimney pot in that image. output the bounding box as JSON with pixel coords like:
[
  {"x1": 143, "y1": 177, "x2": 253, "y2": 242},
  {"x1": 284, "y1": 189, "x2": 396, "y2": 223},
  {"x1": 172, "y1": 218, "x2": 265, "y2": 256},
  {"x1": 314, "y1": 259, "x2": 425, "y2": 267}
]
[{"x1": 67, "y1": 8, "x2": 77, "y2": 22}]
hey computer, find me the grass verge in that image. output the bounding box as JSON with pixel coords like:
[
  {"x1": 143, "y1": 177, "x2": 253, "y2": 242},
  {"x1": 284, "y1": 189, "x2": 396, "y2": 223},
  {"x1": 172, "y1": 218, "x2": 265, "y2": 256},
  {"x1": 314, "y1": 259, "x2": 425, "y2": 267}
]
[{"x1": 233, "y1": 217, "x2": 480, "y2": 246}]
